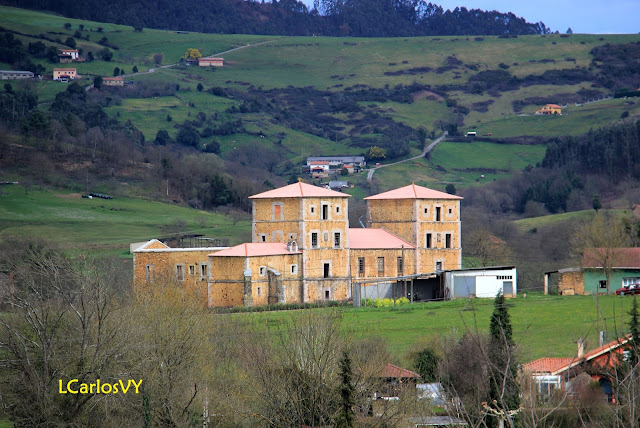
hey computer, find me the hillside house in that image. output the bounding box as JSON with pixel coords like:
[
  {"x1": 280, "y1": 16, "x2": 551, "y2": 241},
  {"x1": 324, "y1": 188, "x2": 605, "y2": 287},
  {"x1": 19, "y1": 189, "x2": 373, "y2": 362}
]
[
  {"x1": 53, "y1": 68, "x2": 77, "y2": 81},
  {"x1": 133, "y1": 182, "x2": 468, "y2": 307},
  {"x1": 0, "y1": 70, "x2": 34, "y2": 80},
  {"x1": 545, "y1": 248, "x2": 640, "y2": 295},
  {"x1": 198, "y1": 57, "x2": 224, "y2": 67},
  {"x1": 307, "y1": 156, "x2": 366, "y2": 168},
  {"x1": 103, "y1": 76, "x2": 124, "y2": 87},
  {"x1": 535, "y1": 104, "x2": 562, "y2": 115},
  {"x1": 523, "y1": 335, "x2": 631, "y2": 401},
  {"x1": 375, "y1": 363, "x2": 421, "y2": 399},
  {"x1": 59, "y1": 49, "x2": 79, "y2": 60}
]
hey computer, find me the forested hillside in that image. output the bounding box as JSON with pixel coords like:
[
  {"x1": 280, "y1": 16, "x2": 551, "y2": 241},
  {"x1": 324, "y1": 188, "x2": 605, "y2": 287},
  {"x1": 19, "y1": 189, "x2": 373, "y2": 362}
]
[{"x1": 2, "y1": 0, "x2": 550, "y2": 37}]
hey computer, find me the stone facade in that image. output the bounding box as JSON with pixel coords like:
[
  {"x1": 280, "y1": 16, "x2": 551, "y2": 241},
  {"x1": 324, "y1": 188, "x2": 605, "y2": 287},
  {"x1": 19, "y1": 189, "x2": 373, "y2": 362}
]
[
  {"x1": 557, "y1": 268, "x2": 585, "y2": 295},
  {"x1": 133, "y1": 182, "x2": 464, "y2": 307}
]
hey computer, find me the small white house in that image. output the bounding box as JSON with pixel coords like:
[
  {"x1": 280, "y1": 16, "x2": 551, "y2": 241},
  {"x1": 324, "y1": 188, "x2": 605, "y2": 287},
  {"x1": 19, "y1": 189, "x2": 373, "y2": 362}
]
[{"x1": 444, "y1": 266, "x2": 517, "y2": 298}]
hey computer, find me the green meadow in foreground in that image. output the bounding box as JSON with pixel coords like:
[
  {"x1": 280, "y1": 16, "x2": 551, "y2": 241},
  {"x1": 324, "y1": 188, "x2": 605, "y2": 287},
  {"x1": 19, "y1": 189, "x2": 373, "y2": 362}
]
[{"x1": 242, "y1": 293, "x2": 635, "y2": 366}]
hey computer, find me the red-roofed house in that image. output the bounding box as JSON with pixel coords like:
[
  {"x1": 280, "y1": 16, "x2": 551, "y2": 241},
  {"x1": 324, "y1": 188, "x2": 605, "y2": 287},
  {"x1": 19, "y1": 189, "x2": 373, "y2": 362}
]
[
  {"x1": 523, "y1": 336, "x2": 631, "y2": 401},
  {"x1": 535, "y1": 104, "x2": 562, "y2": 115},
  {"x1": 375, "y1": 363, "x2": 421, "y2": 399},
  {"x1": 53, "y1": 68, "x2": 77, "y2": 81}
]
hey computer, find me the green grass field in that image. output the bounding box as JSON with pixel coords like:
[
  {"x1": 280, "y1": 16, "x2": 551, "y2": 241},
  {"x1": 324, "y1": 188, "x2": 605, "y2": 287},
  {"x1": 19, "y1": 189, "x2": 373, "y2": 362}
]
[
  {"x1": 242, "y1": 293, "x2": 636, "y2": 366},
  {"x1": 0, "y1": 184, "x2": 251, "y2": 251}
]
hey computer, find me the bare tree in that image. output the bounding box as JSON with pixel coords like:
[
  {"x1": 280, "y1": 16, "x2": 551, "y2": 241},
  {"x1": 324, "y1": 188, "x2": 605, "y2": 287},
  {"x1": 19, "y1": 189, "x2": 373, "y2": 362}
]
[{"x1": 571, "y1": 212, "x2": 631, "y2": 295}]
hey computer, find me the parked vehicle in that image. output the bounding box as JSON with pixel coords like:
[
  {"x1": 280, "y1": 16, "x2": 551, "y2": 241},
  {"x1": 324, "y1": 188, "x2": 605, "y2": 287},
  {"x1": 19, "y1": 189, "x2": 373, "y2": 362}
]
[{"x1": 615, "y1": 284, "x2": 640, "y2": 295}]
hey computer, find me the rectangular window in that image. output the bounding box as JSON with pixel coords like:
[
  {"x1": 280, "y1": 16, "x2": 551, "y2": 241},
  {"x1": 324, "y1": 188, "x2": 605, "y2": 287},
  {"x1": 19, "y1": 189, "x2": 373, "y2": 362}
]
[
  {"x1": 145, "y1": 264, "x2": 155, "y2": 282},
  {"x1": 435, "y1": 261, "x2": 442, "y2": 271},
  {"x1": 322, "y1": 204, "x2": 329, "y2": 220},
  {"x1": 599, "y1": 280, "x2": 607, "y2": 289},
  {"x1": 377, "y1": 257, "x2": 385, "y2": 276},
  {"x1": 176, "y1": 265, "x2": 185, "y2": 281},
  {"x1": 435, "y1": 206, "x2": 441, "y2": 221},
  {"x1": 257, "y1": 287, "x2": 261, "y2": 296},
  {"x1": 312, "y1": 233, "x2": 318, "y2": 248},
  {"x1": 291, "y1": 264, "x2": 298, "y2": 274},
  {"x1": 325, "y1": 290, "x2": 330, "y2": 300},
  {"x1": 200, "y1": 264, "x2": 208, "y2": 279},
  {"x1": 189, "y1": 265, "x2": 195, "y2": 275},
  {"x1": 334, "y1": 232, "x2": 341, "y2": 248},
  {"x1": 260, "y1": 234, "x2": 267, "y2": 242},
  {"x1": 310, "y1": 206, "x2": 315, "y2": 214},
  {"x1": 336, "y1": 206, "x2": 340, "y2": 213},
  {"x1": 445, "y1": 233, "x2": 452, "y2": 249},
  {"x1": 323, "y1": 263, "x2": 330, "y2": 278},
  {"x1": 397, "y1": 257, "x2": 403, "y2": 274},
  {"x1": 259, "y1": 266, "x2": 266, "y2": 276},
  {"x1": 424, "y1": 207, "x2": 428, "y2": 214},
  {"x1": 274, "y1": 204, "x2": 282, "y2": 220},
  {"x1": 426, "y1": 233, "x2": 432, "y2": 249},
  {"x1": 358, "y1": 257, "x2": 365, "y2": 275}
]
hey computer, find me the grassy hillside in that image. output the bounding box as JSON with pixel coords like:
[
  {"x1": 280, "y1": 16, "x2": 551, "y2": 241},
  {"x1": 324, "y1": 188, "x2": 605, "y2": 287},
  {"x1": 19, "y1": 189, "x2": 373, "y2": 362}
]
[
  {"x1": 0, "y1": 184, "x2": 251, "y2": 254},
  {"x1": 3, "y1": 5, "x2": 639, "y2": 196},
  {"x1": 243, "y1": 293, "x2": 635, "y2": 365}
]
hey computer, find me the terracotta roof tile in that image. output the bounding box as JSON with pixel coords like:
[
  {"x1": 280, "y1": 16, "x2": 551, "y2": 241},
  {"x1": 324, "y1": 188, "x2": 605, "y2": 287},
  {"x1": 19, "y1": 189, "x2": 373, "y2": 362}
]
[
  {"x1": 249, "y1": 182, "x2": 349, "y2": 199},
  {"x1": 522, "y1": 358, "x2": 574, "y2": 374},
  {"x1": 364, "y1": 183, "x2": 462, "y2": 200},
  {"x1": 211, "y1": 242, "x2": 301, "y2": 257},
  {"x1": 381, "y1": 363, "x2": 421, "y2": 379},
  {"x1": 349, "y1": 228, "x2": 415, "y2": 249}
]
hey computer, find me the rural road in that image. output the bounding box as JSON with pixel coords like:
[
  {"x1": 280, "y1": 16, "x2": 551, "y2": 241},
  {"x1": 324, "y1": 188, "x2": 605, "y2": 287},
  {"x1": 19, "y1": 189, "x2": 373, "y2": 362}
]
[
  {"x1": 86, "y1": 39, "x2": 278, "y2": 90},
  {"x1": 366, "y1": 131, "x2": 448, "y2": 181}
]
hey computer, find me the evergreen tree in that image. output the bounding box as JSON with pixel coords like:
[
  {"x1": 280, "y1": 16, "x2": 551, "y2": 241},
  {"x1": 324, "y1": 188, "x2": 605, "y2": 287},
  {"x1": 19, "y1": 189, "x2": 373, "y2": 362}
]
[
  {"x1": 487, "y1": 292, "x2": 519, "y2": 427},
  {"x1": 335, "y1": 351, "x2": 355, "y2": 428}
]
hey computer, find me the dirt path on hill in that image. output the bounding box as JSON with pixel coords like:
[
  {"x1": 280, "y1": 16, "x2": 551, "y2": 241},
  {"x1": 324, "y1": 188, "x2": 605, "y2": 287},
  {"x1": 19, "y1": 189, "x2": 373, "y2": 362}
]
[
  {"x1": 366, "y1": 131, "x2": 448, "y2": 181},
  {"x1": 86, "y1": 39, "x2": 279, "y2": 90}
]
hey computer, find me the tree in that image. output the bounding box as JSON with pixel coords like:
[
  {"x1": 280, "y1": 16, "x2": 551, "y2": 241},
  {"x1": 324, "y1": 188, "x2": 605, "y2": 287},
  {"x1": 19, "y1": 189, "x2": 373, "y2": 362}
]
[
  {"x1": 571, "y1": 212, "x2": 631, "y2": 295},
  {"x1": 65, "y1": 36, "x2": 76, "y2": 48},
  {"x1": 464, "y1": 227, "x2": 513, "y2": 268},
  {"x1": 113, "y1": 66, "x2": 120, "y2": 76},
  {"x1": 592, "y1": 194, "x2": 602, "y2": 212},
  {"x1": 446, "y1": 184, "x2": 456, "y2": 195},
  {"x1": 79, "y1": 24, "x2": 84, "y2": 31},
  {"x1": 184, "y1": 48, "x2": 202, "y2": 60},
  {"x1": 414, "y1": 348, "x2": 439, "y2": 382},
  {"x1": 64, "y1": 22, "x2": 71, "y2": 30},
  {"x1": 566, "y1": 27, "x2": 573, "y2": 34},
  {"x1": 176, "y1": 122, "x2": 200, "y2": 147},
  {"x1": 93, "y1": 75, "x2": 103, "y2": 89},
  {"x1": 120, "y1": 69, "x2": 125, "y2": 76},
  {"x1": 132, "y1": 65, "x2": 138, "y2": 73},
  {"x1": 87, "y1": 51, "x2": 94, "y2": 61},
  {"x1": 166, "y1": 114, "x2": 172, "y2": 122},
  {"x1": 154, "y1": 129, "x2": 172, "y2": 145},
  {"x1": 197, "y1": 82, "x2": 204, "y2": 91},
  {"x1": 99, "y1": 47, "x2": 113, "y2": 61},
  {"x1": 336, "y1": 351, "x2": 355, "y2": 428},
  {"x1": 341, "y1": 166, "x2": 349, "y2": 176},
  {"x1": 365, "y1": 145, "x2": 385, "y2": 161},
  {"x1": 487, "y1": 292, "x2": 520, "y2": 427},
  {"x1": 153, "y1": 53, "x2": 163, "y2": 65}
]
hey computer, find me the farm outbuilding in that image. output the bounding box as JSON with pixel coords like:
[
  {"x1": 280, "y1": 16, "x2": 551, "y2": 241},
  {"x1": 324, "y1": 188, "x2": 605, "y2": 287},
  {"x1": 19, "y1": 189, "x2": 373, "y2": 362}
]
[{"x1": 444, "y1": 266, "x2": 517, "y2": 298}]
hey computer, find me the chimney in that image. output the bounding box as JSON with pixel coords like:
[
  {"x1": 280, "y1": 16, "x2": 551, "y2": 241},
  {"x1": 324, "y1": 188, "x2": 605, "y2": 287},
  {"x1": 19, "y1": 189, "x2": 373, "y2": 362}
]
[{"x1": 577, "y1": 338, "x2": 584, "y2": 359}]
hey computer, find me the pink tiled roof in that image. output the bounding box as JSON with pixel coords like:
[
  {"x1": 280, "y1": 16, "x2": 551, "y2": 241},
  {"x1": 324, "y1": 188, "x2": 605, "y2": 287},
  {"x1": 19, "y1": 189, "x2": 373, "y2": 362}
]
[
  {"x1": 199, "y1": 57, "x2": 223, "y2": 61},
  {"x1": 380, "y1": 363, "x2": 420, "y2": 379},
  {"x1": 583, "y1": 248, "x2": 640, "y2": 268},
  {"x1": 349, "y1": 228, "x2": 415, "y2": 249},
  {"x1": 364, "y1": 183, "x2": 462, "y2": 200},
  {"x1": 310, "y1": 161, "x2": 330, "y2": 165},
  {"x1": 211, "y1": 242, "x2": 301, "y2": 257},
  {"x1": 249, "y1": 182, "x2": 349, "y2": 199}
]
